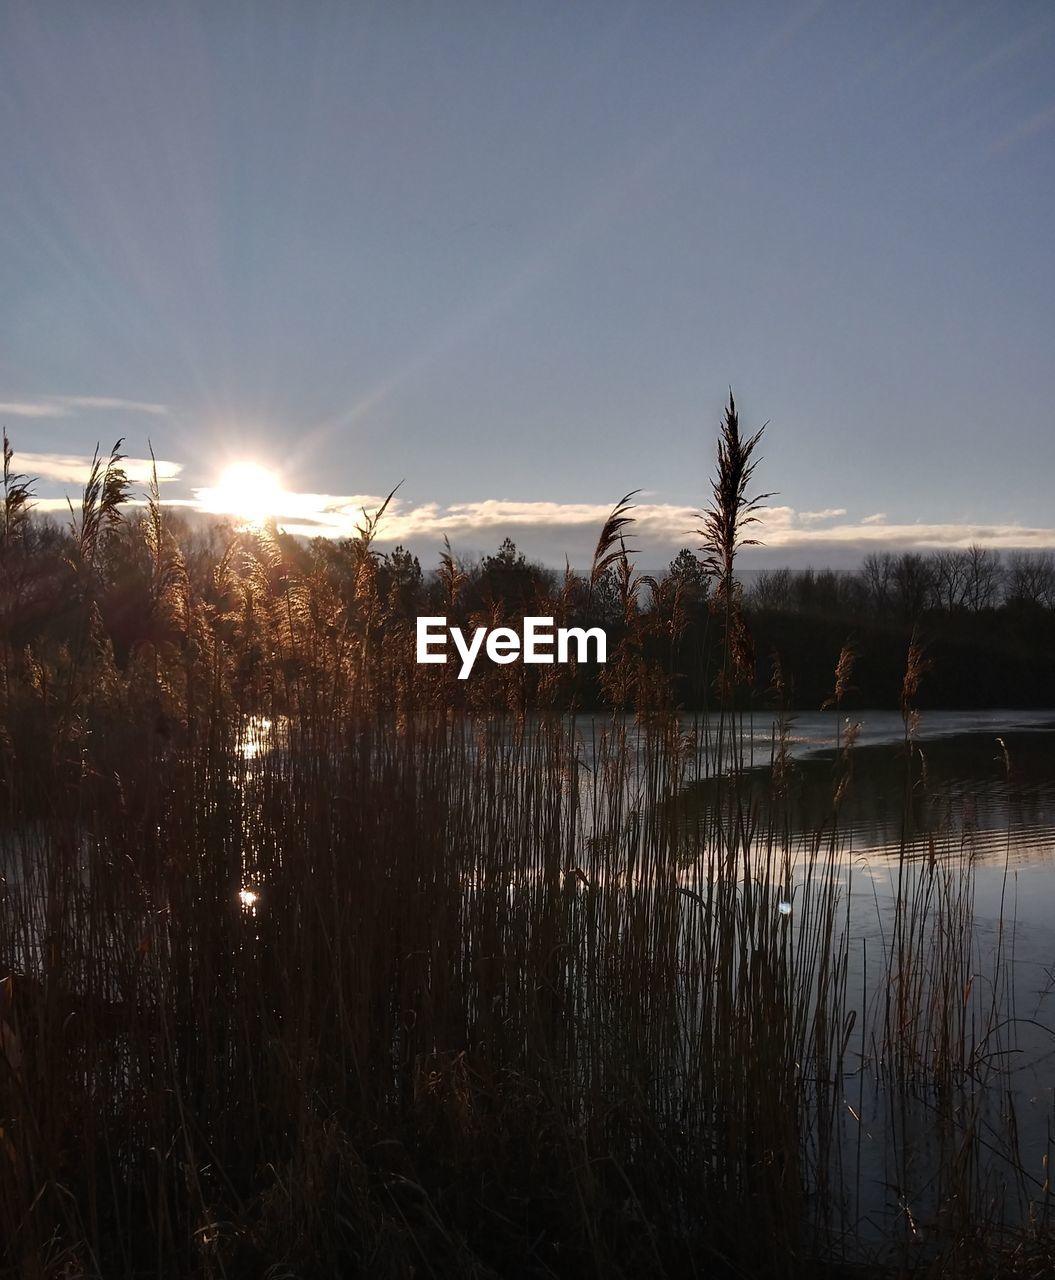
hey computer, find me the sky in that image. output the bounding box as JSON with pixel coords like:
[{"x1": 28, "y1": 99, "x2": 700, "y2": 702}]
[{"x1": 2, "y1": 0, "x2": 1053, "y2": 568}]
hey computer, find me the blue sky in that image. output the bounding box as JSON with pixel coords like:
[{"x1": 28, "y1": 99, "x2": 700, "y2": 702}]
[{"x1": 2, "y1": 1, "x2": 1053, "y2": 566}]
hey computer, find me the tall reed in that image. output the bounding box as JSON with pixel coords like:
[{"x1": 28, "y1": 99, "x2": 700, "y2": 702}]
[{"x1": 0, "y1": 412, "x2": 1041, "y2": 1279}]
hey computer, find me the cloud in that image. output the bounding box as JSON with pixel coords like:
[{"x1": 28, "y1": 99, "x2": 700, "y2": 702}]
[
  {"x1": 55, "y1": 396, "x2": 169, "y2": 415},
  {"x1": 176, "y1": 489, "x2": 1055, "y2": 567},
  {"x1": 757, "y1": 517, "x2": 1055, "y2": 552},
  {"x1": 23, "y1": 477, "x2": 1055, "y2": 568},
  {"x1": 16, "y1": 450, "x2": 181, "y2": 486},
  {"x1": 0, "y1": 401, "x2": 65, "y2": 419},
  {"x1": 22, "y1": 498, "x2": 75, "y2": 514},
  {"x1": 798, "y1": 508, "x2": 847, "y2": 523},
  {"x1": 377, "y1": 502, "x2": 1055, "y2": 564},
  {"x1": 0, "y1": 395, "x2": 169, "y2": 420},
  {"x1": 194, "y1": 486, "x2": 388, "y2": 529},
  {"x1": 24, "y1": 495, "x2": 194, "y2": 518}
]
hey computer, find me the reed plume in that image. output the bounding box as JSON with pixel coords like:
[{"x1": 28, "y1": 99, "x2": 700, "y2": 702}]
[
  {"x1": 696, "y1": 392, "x2": 771, "y2": 593},
  {"x1": 1, "y1": 432, "x2": 34, "y2": 547}
]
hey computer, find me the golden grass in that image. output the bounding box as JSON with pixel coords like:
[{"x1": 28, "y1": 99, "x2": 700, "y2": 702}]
[{"x1": 0, "y1": 402, "x2": 1047, "y2": 1277}]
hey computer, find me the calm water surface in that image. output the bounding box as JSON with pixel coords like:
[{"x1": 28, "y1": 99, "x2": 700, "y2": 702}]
[
  {"x1": 755, "y1": 711, "x2": 1055, "y2": 1247},
  {"x1": 568, "y1": 709, "x2": 1055, "y2": 1248},
  {"x1": 6, "y1": 707, "x2": 1054, "y2": 1257}
]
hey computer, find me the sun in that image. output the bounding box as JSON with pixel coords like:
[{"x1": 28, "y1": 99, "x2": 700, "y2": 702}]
[{"x1": 205, "y1": 462, "x2": 284, "y2": 526}]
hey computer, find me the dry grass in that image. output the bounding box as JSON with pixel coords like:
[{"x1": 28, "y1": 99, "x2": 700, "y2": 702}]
[{"x1": 0, "y1": 402, "x2": 1047, "y2": 1277}]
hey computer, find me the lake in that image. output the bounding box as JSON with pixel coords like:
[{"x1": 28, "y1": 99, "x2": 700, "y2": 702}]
[
  {"x1": 730, "y1": 710, "x2": 1055, "y2": 1254},
  {"x1": 555, "y1": 708, "x2": 1055, "y2": 1256},
  {"x1": 9, "y1": 705, "x2": 1055, "y2": 1266}
]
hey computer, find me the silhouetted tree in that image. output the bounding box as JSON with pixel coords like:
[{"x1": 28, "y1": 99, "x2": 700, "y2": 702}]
[
  {"x1": 749, "y1": 567, "x2": 792, "y2": 612},
  {"x1": 1006, "y1": 551, "x2": 1055, "y2": 610},
  {"x1": 891, "y1": 552, "x2": 934, "y2": 620},
  {"x1": 379, "y1": 544, "x2": 423, "y2": 617},
  {"x1": 860, "y1": 552, "x2": 896, "y2": 614},
  {"x1": 961, "y1": 544, "x2": 1002, "y2": 612}
]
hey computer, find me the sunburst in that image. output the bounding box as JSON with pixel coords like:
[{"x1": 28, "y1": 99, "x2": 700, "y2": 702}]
[{"x1": 202, "y1": 462, "x2": 284, "y2": 525}]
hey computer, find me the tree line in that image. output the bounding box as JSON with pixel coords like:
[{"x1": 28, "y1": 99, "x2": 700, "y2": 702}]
[{"x1": 4, "y1": 431, "x2": 1054, "y2": 718}]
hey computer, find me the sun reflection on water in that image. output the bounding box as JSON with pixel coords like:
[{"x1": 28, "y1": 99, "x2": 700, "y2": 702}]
[{"x1": 239, "y1": 716, "x2": 273, "y2": 761}]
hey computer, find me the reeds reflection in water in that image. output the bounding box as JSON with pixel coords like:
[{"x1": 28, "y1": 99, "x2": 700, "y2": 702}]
[{"x1": 2, "y1": 413, "x2": 1055, "y2": 1276}]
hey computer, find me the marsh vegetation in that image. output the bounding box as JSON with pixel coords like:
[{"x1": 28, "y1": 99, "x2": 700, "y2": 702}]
[{"x1": 2, "y1": 403, "x2": 1055, "y2": 1277}]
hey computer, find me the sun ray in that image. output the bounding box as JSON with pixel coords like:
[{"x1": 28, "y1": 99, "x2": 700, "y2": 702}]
[{"x1": 198, "y1": 461, "x2": 284, "y2": 526}]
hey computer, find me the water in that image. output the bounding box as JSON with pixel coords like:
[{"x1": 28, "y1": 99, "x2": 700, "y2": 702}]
[
  {"x1": 557, "y1": 709, "x2": 1055, "y2": 1254},
  {"x1": 22, "y1": 705, "x2": 1047, "y2": 1261},
  {"x1": 720, "y1": 708, "x2": 1055, "y2": 863},
  {"x1": 762, "y1": 712, "x2": 1055, "y2": 1254}
]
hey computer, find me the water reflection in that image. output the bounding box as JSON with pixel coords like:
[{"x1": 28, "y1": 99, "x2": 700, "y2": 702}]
[
  {"x1": 238, "y1": 715, "x2": 273, "y2": 761},
  {"x1": 222, "y1": 707, "x2": 1055, "y2": 1257},
  {"x1": 682, "y1": 719, "x2": 1055, "y2": 869}
]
